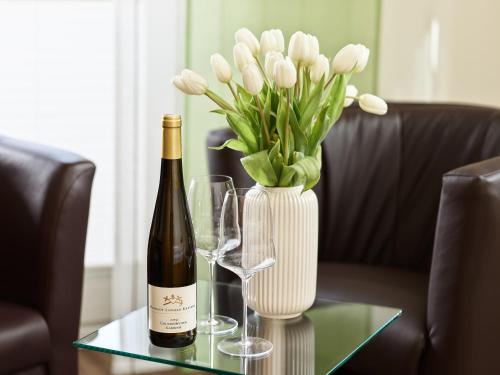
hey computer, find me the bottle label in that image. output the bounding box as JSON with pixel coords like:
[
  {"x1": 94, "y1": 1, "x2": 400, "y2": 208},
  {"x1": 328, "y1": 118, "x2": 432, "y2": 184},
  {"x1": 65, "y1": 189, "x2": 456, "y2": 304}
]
[{"x1": 148, "y1": 283, "x2": 196, "y2": 333}]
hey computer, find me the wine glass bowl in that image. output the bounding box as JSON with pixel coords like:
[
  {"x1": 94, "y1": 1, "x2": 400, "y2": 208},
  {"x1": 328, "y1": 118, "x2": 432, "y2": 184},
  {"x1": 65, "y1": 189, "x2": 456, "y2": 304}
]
[
  {"x1": 188, "y1": 175, "x2": 238, "y2": 335},
  {"x1": 217, "y1": 247, "x2": 275, "y2": 280},
  {"x1": 217, "y1": 188, "x2": 276, "y2": 358}
]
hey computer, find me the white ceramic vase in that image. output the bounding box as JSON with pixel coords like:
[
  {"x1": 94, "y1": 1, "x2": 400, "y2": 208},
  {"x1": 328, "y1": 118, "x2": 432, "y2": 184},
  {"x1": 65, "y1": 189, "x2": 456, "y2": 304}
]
[{"x1": 247, "y1": 184, "x2": 319, "y2": 319}]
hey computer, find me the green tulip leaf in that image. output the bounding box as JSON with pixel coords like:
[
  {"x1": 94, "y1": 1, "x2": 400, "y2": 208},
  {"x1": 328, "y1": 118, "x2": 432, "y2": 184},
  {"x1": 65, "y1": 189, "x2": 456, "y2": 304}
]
[
  {"x1": 241, "y1": 150, "x2": 278, "y2": 186},
  {"x1": 269, "y1": 141, "x2": 283, "y2": 180},
  {"x1": 226, "y1": 113, "x2": 259, "y2": 153},
  {"x1": 278, "y1": 147, "x2": 322, "y2": 190},
  {"x1": 292, "y1": 100, "x2": 301, "y2": 123},
  {"x1": 307, "y1": 75, "x2": 347, "y2": 155},
  {"x1": 275, "y1": 95, "x2": 288, "y2": 156},
  {"x1": 278, "y1": 166, "x2": 295, "y2": 187},
  {"x1": 268, "y1": 139, "x2": 281, "y2": 161},
  {"x1": 308, "y1": 105, "x2": 329, "y2": 155},
  {"x1": 264, "y1": 87, "x2": 272, "y2": 133},
  {"x1": 209, "y1": 138, "x2": 250, "y2": 154},
  {"x1": 292, "y1": 151, "x2": 305, "y2": 164},
  {"x1": 300, "y1": 76, "x2": 324, "y2": 131},
  {"x1": 236, "y1": 83, "x2": 253, "y2": 103},
  {"x1": 271, "y1": 152, "x2": 284, "y2": 181},
  {"x1": 270, "y1": 90, "x2": 280, "y2": 131},
  {"x1": 326, "y1": 74, "x2": 347, "y2": 124},
  {"x1": 288, "y1": 103, "x2": 307, "y2": 154},
  {"x1": 299, "y1": 75, "x2": 309, "y2": 113},
  {"x1": 210, "y1": 108, "x2": 227, "y2": 115}
]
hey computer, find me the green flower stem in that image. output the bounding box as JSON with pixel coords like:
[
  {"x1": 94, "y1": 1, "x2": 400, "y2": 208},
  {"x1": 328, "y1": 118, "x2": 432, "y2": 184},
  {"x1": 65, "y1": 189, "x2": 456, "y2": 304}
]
[
  {"x1": 302, "y1": 68, "x2": 309, "y2": 99},
  {"x1": 227, "y1": 82, "x2": 239, "y2": 103},
  {"x1": 205, "y1": 90, "x2": 234, "y2": 111},
  {"x1": 256, "y1": 96, "x2": 270, "y2": 148},
  {"x1": 283, "y1": 88, "x2": 291, "y2": 165},
  {"x1": 325, "y1": 73, "x2": 337, "y2": 89},
  {"x1": 294, "y1": 63, "x2": 301, "y2": 99},
  {"x1": 255, "y1": 57, "x2": 270, "y2": 85}
]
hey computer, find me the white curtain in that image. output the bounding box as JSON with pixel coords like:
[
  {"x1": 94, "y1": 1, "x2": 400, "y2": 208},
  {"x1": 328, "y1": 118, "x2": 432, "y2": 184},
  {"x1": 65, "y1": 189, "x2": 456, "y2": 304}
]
[{"x1": 112, "y1": 0, "x2": 186, "y2": 318}]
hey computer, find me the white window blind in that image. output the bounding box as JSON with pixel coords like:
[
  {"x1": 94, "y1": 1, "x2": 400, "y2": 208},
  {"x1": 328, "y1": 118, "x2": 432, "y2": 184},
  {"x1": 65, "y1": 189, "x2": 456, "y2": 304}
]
[{"x1": 0, "y1": 1, "x2": 115, "y2": 266}]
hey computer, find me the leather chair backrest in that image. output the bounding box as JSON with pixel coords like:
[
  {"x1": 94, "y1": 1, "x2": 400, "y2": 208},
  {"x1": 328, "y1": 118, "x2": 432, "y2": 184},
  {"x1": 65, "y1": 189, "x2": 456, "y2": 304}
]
[
  {"x1": 207, "y1": 103, "x2": 500, "y2": 272},
  {"x1": 0, "y1": 136, "x2": 95, "y2": 374}
]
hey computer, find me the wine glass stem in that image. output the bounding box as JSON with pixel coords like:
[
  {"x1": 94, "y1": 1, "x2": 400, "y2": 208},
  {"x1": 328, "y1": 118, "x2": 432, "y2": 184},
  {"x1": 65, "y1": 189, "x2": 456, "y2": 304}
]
[
  {"x1": 241, "y1": 278, "x2": 249, "y2": 347},
  {"x1": 208, "y1": 260, "x2": 216, "y2": 326}
]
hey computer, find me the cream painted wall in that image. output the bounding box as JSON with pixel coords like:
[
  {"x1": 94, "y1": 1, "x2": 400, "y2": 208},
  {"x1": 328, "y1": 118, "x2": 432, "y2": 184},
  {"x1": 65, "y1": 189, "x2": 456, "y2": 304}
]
[
  {"x1": 379, "y1": 0, "x2": 500, "y2": 108},
  {"x1": 378, "y1": 0, "x2": 435, "y2": 101},
  {"x1": 434, "y1": 0, "x2": 500, "y2": 107}
]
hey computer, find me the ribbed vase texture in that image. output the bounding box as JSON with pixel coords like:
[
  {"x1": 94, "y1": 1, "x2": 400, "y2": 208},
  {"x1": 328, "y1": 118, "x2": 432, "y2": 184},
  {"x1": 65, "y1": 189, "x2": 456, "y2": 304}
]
[{"x1": 247, "y1": 185, "x2": 319, "y2": 319}]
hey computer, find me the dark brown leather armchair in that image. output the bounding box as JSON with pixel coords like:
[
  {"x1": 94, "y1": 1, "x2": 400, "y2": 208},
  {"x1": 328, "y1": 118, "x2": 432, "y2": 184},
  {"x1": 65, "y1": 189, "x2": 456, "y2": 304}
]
[
  {"x1": 207, "y1": 103, "x2": 500, "y2": 375},
  {"x1": 0, "y1": 137, "x2": 95, "y2": 375}
]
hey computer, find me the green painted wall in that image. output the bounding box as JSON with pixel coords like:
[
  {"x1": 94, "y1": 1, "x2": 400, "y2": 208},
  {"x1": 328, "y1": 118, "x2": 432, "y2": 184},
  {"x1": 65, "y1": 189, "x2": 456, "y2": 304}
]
[{"x1": 183, "y1": 0, "x2": 381, "y2": 183}]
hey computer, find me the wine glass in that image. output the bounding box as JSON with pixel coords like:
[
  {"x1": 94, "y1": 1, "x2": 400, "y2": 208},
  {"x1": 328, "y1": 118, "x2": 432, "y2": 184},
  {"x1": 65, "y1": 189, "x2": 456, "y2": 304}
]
[
  {"x1": 217, "y1": 188, "x2": 276, "y2": 358},
  {"x1": 188, "y1": 175, "x2": 238, "y2": 335}
]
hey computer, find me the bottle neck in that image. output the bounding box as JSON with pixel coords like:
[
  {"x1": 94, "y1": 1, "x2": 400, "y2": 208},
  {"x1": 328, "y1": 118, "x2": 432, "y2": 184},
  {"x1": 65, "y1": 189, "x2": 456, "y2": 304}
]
[
  {"x1": 162, "y1": 127, "x2": 182, "y2": 160},
  {"x1": 159, "y1": 158, "x2": 184, "y2": 187}
]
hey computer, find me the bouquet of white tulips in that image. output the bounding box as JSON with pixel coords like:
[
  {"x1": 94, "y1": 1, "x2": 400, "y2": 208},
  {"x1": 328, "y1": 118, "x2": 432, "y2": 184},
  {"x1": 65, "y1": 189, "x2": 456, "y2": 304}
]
[{"x1": 173, "y1": 28, "x2": 387, "y2": 190}]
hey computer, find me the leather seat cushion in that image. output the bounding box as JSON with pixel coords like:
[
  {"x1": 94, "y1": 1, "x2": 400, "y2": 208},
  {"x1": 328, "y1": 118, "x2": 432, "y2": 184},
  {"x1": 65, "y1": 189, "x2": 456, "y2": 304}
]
[
  {"x1": 0, "y1": 301, "x2": 50, "y2": 374},
  {"x1": 12, "y1": 365, "x2": 47, "y2": 375},
  {"x1": 317, "y1": 262, "x2": 428, "y2": 375}
]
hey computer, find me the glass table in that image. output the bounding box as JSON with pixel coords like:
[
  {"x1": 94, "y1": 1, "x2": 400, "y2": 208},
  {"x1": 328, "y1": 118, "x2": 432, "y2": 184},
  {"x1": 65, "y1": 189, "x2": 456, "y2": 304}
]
[{"x1": 75, "y1": 280, "x2": 401, "y2": 374}]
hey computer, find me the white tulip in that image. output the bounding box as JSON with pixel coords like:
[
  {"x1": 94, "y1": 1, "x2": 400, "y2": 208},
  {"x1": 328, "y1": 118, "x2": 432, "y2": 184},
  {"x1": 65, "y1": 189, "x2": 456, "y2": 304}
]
[
  {"x1": 332, "y1": 44, "x2": 370, "y2": 74},
  {"x1": 172, "y1": 69, "x2": 208, "y2": 95},
  {"x1": 332, "y1": 44, "x2": 358, "y2": 74},
  {"x1": 288, "y1": 31, "x2": 320, "y2": 67},
  {"x1": 310, "y1": 54, "x2": 329, "y2": 84},
  {"x1": 172, "y1": 76, "x2": 188, "y2": 93},
  {"x1": 210, "y1": 53, "x2": 232, "y2": 83},
  {"x1": 260, "y1": 29, "x2": 285, "y2": 54},
  {"x1": 242, "y1": 64, "x2": 264, "y2": 96},
  {"x1": 288, "y1": 31, "x2": 309, "y2": 65},
  {"x1": 264, "y1": 51, "x2": 284, "y2": 80},
  {"x1": 305, "y1": 34, "x2": 319, "y2": 66},
  {"x1": 344, "y1": 85, "x2": 358, "y2": 107},
  {"x1": 353, "y1": 44, "x2": 370, "y2": 73},
  {"x1": 359, "y1": 94, "x2": 388, "y2": 115},
  {"x1": 233, "y1": 42, "x2": 255, "y2": 72},
  {"x1": 274, "y1": 57, "x2": 297, "y2": 89},
  {"x1": 235, "y1": 27, "x2": 260, "y2": 56}
]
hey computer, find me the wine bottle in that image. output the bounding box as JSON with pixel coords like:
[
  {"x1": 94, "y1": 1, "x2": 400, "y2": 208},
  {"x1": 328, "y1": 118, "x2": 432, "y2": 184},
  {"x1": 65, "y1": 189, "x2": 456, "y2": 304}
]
[{"x1": 147, "y1": 114, "x2": 196, "y2": 347}]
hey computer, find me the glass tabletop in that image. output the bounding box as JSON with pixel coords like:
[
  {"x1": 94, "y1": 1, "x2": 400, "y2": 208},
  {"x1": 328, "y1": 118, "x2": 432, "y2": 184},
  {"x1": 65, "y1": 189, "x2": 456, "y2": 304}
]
[{"x1": 75, "y1": 280, "x2": 401, "y2": 375}]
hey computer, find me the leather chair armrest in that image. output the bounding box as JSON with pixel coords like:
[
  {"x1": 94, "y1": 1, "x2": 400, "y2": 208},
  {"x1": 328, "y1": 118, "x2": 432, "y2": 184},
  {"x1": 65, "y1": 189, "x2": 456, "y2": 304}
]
[
  {"x1": 425, "y1": 155, "x2": 500, "y2": 375},
  {"x1": 41, "y1": 160, "x2": 95, "y2": 375}
]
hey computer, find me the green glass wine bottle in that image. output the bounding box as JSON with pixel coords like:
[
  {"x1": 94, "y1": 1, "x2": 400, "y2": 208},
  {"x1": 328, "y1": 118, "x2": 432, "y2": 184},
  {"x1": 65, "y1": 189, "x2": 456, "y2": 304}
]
[{"x1": 147, "y1": 114, "x2": 196, "y2": 348}]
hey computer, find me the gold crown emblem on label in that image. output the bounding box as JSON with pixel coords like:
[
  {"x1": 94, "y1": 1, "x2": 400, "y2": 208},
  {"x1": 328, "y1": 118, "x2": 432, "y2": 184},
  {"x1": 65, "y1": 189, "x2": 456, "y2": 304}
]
[{"x1": 163, "y1": 294, "x2": 183, "y2": 306}]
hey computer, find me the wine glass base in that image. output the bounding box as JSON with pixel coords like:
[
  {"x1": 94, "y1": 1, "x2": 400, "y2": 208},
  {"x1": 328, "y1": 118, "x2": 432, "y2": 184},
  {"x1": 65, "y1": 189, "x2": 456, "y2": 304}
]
[
  {"x1": 197, "y1": 315, "x2": 238, "y2": 336},
  {"x1": 217, "y1": 337, "x2": 273, "y2": 358}
]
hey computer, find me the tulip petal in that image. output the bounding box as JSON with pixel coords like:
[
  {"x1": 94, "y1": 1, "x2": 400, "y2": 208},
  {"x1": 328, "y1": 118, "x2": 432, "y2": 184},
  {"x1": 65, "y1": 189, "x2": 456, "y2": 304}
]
[
  {"x1": 344, "y1": 84, "x2": 358, "y2": 107},
  {"x1": 359, "y1": 94, "x2": 388, "y2": 115}
]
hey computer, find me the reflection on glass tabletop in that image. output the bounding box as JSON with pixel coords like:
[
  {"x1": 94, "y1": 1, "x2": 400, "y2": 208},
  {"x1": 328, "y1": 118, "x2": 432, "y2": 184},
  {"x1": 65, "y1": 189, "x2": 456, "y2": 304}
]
[{"x1": 74, "y1": 280, "x2": 401, "y2": 375}]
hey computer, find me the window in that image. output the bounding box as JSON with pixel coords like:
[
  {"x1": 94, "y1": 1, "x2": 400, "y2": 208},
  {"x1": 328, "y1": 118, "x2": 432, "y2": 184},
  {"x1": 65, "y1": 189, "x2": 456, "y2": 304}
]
[{"x1": 0, "y1": 1, "x2": 115, "y2": 266}]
